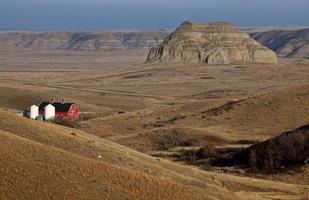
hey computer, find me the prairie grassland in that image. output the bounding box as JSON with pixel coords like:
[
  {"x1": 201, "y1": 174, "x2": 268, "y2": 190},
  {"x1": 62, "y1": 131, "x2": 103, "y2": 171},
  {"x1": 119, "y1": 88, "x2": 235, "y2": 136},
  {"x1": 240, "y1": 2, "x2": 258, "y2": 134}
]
[{"x1": 0, "y1": 49, "x2": 309, "y2": 199}]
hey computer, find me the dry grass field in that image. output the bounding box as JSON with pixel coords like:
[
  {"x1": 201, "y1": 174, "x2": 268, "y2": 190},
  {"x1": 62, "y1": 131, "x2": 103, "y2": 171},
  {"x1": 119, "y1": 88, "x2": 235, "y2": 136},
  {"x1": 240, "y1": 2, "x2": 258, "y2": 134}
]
[
  {"x1": 0, "y1": 48, "x2": 309, "y2": 199},
  {"x1": 1, "y1": 109, "x2": 308, "y2": 200},
  {"x1": 0, "y1": 130, "x2": 204, "y2": 200}
]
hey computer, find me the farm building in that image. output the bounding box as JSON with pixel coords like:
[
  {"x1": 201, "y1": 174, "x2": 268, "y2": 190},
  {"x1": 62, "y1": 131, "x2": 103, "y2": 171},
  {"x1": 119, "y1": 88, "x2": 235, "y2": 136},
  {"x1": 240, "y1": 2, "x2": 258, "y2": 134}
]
[{"x1": 39, "y1": 100, "x2": 79, "y2": 119}]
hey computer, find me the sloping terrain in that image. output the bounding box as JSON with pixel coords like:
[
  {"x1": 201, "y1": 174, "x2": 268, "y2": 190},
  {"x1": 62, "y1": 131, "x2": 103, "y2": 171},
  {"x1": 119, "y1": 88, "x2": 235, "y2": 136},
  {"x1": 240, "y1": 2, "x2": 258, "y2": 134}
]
[
  {"x1": 0, "y1": 31, "x2": 169, "y2": 51},
  {"x1": 77, "y1": 84, "x2": 309, "y2": 189},
  {"x1": 250, "y1": 28, "x2": 309, "y2": 58},
  {"x1": 1, "y1": 109, "x2": 308, "y2": 199},
  {"x1": 0, "y1": 130, "x2": 202, "y2": 200},
  {"x1": 80, "y1": 84, "x2": 309, "y2": 152},
  {"x1": 0, "y1": 86, "x2": 49, "y2": 110},
  {"x1": 0, "y1": 109, "x2": 223, "y2": 200},
  {"x1": 197, "y1": 84, "x2": 309, "y2": 140}
]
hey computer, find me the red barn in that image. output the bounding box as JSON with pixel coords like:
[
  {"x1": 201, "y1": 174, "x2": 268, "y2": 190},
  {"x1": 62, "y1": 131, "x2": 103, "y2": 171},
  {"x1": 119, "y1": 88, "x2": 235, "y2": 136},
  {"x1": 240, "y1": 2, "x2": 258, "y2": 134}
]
[{"x1": 39, "y1": 101, "x2": 79, "y2": 119}]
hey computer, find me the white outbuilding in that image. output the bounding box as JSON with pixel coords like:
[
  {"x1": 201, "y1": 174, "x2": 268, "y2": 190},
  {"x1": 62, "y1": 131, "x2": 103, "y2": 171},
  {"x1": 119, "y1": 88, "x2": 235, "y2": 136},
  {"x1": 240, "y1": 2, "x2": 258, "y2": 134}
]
[
  {"x1": 44, "y1": 104, "x2": 55, "y2": 120},
  {"x1": 30, "y1": 105, "x2": 39, "y2": 119}
]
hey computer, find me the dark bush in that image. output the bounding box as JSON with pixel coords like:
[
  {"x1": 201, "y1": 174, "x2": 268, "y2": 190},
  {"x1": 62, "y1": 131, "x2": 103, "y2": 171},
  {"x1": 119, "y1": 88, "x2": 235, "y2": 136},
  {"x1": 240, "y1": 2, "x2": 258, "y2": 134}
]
[
  {"x1": 231, "y1": 140, "x2": 259, "y2": 145},
  {"x1": 211, "y1": 147, "x2": 246, "y2": 167},
  {"x1": 180, "y1": 145, "x2": 217, "y2": 162},
  {"x1": 156, "y1": 131, "x2": 200, "y2": 151},
  {"x1": 234, "y1": 124, "x2": 309, "y2": 173}
]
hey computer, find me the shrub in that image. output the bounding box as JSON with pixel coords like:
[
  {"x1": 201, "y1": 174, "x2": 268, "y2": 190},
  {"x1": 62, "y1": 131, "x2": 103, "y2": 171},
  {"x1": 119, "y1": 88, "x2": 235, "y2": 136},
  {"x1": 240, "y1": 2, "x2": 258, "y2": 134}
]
[
  {"x1": 180, "y1": 145, "x2": 217, "y2": 162},
  {"x1": 156, "y1": 132, "x2": 200, "y2": 151},
  {"x1": 51, "y1": 117, "x2": 79, "y2": 128},
  {"x1": 79, "y1": 112, "x2": 104, "y2": 121},
  {"x1": 234, "y1": 124, "x2": 309, "y2": 173},
  {"x1": 231, "y1": 140, "x2": 259, "y2": 145}
]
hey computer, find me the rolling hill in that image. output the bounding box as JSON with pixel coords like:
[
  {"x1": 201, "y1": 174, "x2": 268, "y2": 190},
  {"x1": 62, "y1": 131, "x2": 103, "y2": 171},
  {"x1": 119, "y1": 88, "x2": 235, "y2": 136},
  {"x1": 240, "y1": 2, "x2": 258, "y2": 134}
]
[
  {"x1": 0, "y1": 130, "x2": 202, "y2": 200},
  {"x1": 80, "y1": 84, "x2": 309, "y2": 152},
  {"x1": 0, "y1": 108, "x2": 307, "y2": 199}
]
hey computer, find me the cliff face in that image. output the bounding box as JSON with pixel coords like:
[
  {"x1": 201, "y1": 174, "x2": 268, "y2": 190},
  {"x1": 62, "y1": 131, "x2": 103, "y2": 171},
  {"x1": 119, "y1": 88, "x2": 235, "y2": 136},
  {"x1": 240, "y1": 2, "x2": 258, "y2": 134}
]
[
  {"x1": 146, "y1": 21, "x2": 278, "y2": 64},
  {"x1": 0, "y1": 31, "x2": 170, "y2": 51}
]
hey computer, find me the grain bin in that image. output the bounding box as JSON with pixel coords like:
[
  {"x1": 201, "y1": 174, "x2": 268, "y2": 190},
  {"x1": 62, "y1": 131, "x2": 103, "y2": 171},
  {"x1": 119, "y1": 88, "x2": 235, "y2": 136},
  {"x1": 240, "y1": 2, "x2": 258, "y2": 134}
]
[
  {"x1": 30, "y1": 105, "x2": 39, "y2": 119},
  {"x1": 44, "y1": 104, "x2": 55, "y2": 120}
]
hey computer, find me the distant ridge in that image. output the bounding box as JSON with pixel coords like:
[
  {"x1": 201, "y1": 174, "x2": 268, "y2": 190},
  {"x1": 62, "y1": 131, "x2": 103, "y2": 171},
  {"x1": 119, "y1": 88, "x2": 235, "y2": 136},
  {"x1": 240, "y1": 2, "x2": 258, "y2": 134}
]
[
  {"x1": 250, "y1": 28, "x2": 309, "y2": 59},
  {"x1": 0, "y1": 31, "x2": 170, "y2": 51},
  {"x1": 1, "y1": 26, "x2": 308, "y2": 60}
]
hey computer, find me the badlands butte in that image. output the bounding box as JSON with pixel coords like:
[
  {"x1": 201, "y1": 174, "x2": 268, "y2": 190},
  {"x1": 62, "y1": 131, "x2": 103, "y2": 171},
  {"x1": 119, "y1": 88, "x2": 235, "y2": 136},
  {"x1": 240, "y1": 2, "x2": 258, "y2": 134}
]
[
  {"x1": 146, "y1": 21, "x2": 277, "y2": 64},
  {"x1": 0, "y1": 21, "x2": 309, "y2": 200}
]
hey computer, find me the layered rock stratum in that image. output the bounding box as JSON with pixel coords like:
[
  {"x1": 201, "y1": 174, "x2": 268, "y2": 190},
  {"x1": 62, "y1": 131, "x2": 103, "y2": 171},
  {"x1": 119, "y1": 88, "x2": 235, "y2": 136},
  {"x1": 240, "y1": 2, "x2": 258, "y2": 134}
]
[
  {"x1": 0, "y1": 31, "x2": 169, "y2": 51},
  {"x1": 146, "y1": 21, "x2": 278, "y2": 64}
]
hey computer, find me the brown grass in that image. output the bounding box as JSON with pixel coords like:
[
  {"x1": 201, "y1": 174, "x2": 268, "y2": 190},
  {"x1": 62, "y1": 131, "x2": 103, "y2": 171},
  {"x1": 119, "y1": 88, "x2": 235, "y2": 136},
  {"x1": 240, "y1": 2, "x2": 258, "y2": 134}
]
[
  {"x1": 52, "y1": 117, "x2": 79, "y2": 128},
  {"x1": 1, "y1": 109, "x2": 308, "y2": 199},
  {"x1": 1, "y1": 49, "x2": 309, "y2": 199},
  {"x1": 0, "y1": 130, "x2": 202, "y2": 200}
]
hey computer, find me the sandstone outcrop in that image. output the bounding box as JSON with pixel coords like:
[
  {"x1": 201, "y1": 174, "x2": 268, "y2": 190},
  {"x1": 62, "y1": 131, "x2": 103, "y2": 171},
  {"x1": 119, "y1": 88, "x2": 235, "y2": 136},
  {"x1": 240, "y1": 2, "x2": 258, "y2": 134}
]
[{"x1": 146, "y1": 21, "x2": 278, "y2": 64}]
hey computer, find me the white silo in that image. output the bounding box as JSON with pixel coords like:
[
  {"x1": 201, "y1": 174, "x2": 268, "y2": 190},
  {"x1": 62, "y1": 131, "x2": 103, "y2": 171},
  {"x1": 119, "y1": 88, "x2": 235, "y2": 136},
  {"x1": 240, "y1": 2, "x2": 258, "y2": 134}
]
[
  {"x1": 30, "y1": 105, "x2": 39, "y2": 119},
  {"x1": 44, "y1": 104, "x2": 55, "y2": 120}
]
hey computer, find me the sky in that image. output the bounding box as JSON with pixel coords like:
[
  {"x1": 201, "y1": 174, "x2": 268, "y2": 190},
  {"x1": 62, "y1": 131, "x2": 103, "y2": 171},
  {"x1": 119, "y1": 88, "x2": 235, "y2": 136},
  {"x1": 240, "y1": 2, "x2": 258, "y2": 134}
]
[{"x1": 0, "y1": 0, "x2": 308, "y2": 30}]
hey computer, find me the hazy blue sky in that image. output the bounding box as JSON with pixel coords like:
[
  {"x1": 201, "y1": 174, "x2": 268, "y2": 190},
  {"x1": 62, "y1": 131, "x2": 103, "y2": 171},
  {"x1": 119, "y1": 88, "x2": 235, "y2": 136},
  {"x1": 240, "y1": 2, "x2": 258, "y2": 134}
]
[{"x1": 0, "y1": 0, "x2": 308, "y2": 30}]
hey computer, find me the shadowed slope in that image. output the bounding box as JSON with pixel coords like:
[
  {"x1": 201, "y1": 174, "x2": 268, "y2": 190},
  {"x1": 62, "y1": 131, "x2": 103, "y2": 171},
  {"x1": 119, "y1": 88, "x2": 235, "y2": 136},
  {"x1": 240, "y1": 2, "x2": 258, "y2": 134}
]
[{"x1": 250, "y1": 28, "x2": 309, "y2": 58}]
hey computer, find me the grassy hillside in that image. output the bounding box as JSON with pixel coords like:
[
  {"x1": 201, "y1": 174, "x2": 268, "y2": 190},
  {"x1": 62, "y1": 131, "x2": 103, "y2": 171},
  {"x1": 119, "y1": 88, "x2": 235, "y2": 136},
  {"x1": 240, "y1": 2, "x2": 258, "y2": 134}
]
[
  {"x1": 80, "y1": 84, "x2": 309, "y2": 152},
  {"x1": 0, "y1": 109, "x2": 308, "y2": 199},
  {"x1": 0, "y1": 130, "x2": 201, "y2": 200},
  {"x1": 0, "y1": 109, "x2": 234, "y2": 200}
]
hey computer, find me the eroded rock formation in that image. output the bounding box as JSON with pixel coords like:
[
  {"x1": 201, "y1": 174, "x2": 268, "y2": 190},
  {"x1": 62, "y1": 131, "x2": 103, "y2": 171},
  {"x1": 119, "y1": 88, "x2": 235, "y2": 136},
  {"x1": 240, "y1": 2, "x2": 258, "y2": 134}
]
[{"x1": 146, "y1": 21, "x2": 278, "y2": 64}]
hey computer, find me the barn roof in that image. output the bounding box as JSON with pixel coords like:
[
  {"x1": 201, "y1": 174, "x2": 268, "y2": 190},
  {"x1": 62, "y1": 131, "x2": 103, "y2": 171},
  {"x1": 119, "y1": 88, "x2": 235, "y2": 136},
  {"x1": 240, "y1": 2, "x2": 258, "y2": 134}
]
[{"x1": 39, "y1": 102, "x2": 75, "y2": 113}]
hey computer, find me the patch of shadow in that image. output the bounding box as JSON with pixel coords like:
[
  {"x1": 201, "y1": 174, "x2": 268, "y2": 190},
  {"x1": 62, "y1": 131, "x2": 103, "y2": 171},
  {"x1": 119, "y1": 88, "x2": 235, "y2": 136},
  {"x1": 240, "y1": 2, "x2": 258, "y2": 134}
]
[
  {"x1": 123, "y1": 73, "x2": 152, "y2": 79},
  {"x1": 201, "y1": 99, "x2": 245, "y2": 117},
  {"x1": 192, "y1": 89, "x2": 247, "y2": 99},
  {"x1": 200, "y1": 76, "x2": 215, "y2": 80},
  {"x1": 231, "y1": 140, "x2": 259, "y2": 145},
  {"x1": 145, "y1": 114, "x2": 186, "y2": 128},
  {"x1": 178, "y1": 145, "x2": 247, "y2": 170}
]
